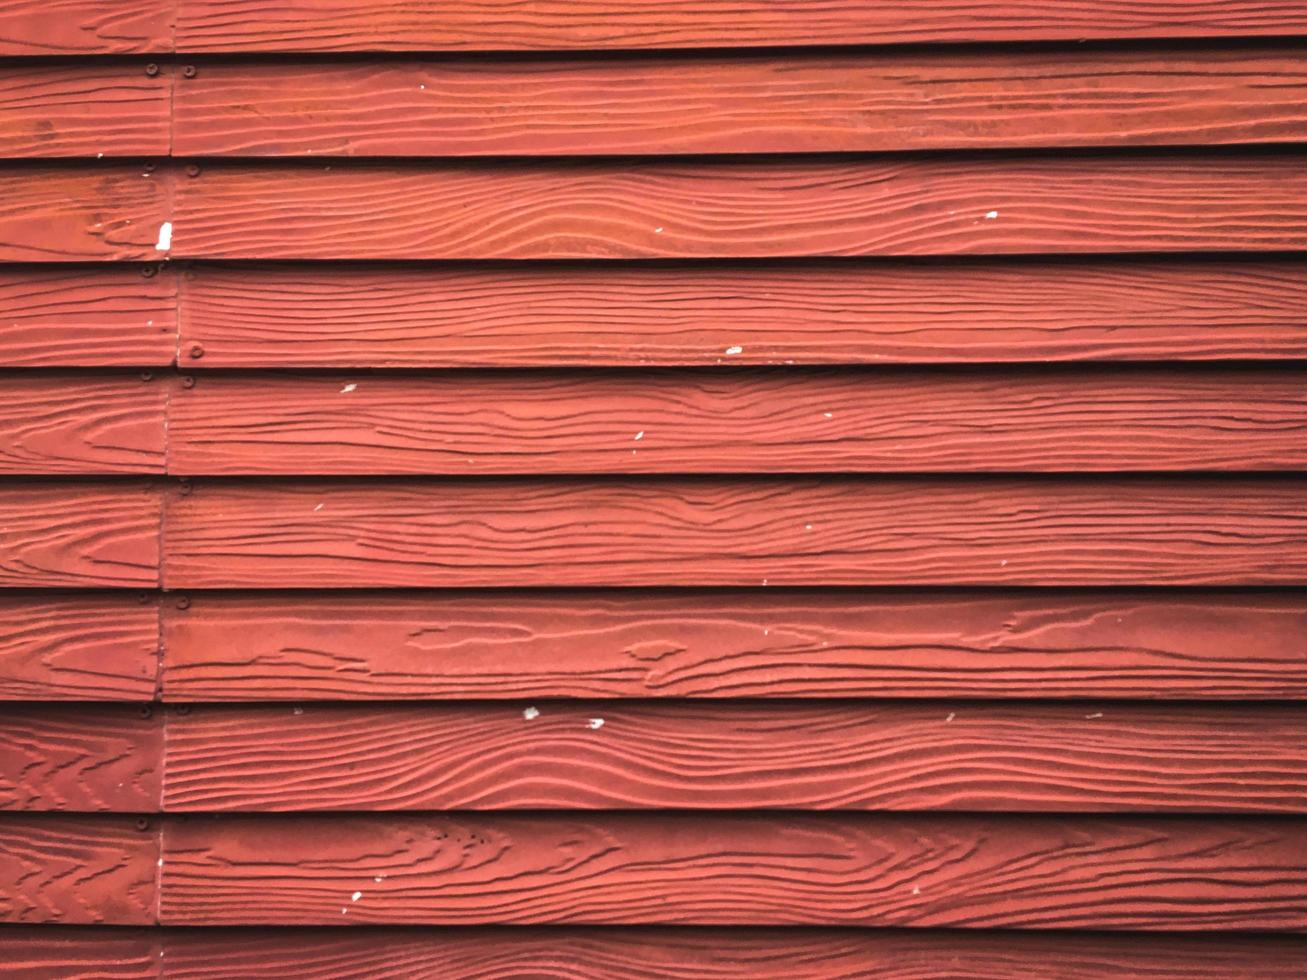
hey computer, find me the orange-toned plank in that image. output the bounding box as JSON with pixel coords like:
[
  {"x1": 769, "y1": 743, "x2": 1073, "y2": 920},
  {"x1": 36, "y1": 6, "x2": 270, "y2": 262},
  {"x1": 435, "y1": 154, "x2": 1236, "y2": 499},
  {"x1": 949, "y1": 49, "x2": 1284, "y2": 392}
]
[
  {"x1": 0, "y1": 482, "x2": 159, "y2": 588},
  {"x1": 0, "y1": 927, "x2": 159, "y2": 979},
  {"x1": 172, "y1": 1, "x2": 1307, "y2": 51},
  {"x1": 159, "y1": 590, "x2": 1307, "y2": 701},
  {"x1": 161, "y1": 477, "x2": 1307, "y2": 588},
  {"x1": 0, "y1": 1, "x2": 171, "y2": 55},
  {"x1": 167, "y1": 367, "x2": 1307, "y2": 475},
  {"x1": 0, "y1": 816, "x2": 157, "y2": 924},
  {"x1": 170, "y1": 156, "x2": 1307, "y2": 260},
  {"x1": 177, "y1": 260, "x2": 1307, "y2": 367},
  {"x1": 158, "y1": 813, "x2": 1307, "y2": 928},
  {"x1": 0, "y1": 65, "x2": 170, "y2": 158},
  {"x1": 162, "y1": 701, "x2": 1307, "y2": 813},
  {"x1": 0, "y1": 267, "x2": 177, "y2": 368},
  {"x1": 0, "y1": 705, "x2": 160, "y2": 812},
  {"x1": 0, "y1": 375, "x2": 166, "y2": 474},
  {"x1": 1, "y1": 595, "x2": 157, "y2": 700}
]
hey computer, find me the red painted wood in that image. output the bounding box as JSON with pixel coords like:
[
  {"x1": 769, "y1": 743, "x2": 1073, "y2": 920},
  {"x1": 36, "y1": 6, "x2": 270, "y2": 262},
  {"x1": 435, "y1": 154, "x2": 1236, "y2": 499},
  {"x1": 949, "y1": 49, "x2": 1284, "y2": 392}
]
[
  {"x1": 167, "y1": 367, "x2": 1307, "y2": 475},
  {"x1": 0, "y1": 65, "x2": 171, "y2": 158},
  {"x1": 0, "y1": 482, "x2": 159, "y2": 588},
  {"x1": 172, "y1": 1, "x2": 1307, "y2": 51},
  {"x1": 0, "y1": 375, "x2": 166, "y2": 474},
  {"x1": 162, "y1": 701, "x2": 1307, "y2": 813},
  {"x1": 0, "y1": 705, "x2": 161, "y2": 812},
  {"x1": 0, "y1": 267, "x2": 177, "y2": 368},
  {"x1": 170, "y1": 156, "x2": 1307, "y2": 259},
  {"x1": 0, "y1": 928, "x2": 159, "y2": 979},
  {"x1": 0, "y1": 816, "x2": 157, "y2": 925},
  {"x1": 161, "y1": 477, "x2": 1307, "y2": 588},
  {"x1": 176, "y1": 260, "x2": 1307, "y2": 367},
  {"x1": 0, "y1": 1, "x2": 172, "y2": 55},
  {"x1": 159, "y1": 590, "x2": 1307, "y2": 701},
  {"x1": 1, "y1": 595, "x2": 158, "y2": 701},
  {"x1": 158, "y1": 813, "x2": 1307, "y2": 928}
]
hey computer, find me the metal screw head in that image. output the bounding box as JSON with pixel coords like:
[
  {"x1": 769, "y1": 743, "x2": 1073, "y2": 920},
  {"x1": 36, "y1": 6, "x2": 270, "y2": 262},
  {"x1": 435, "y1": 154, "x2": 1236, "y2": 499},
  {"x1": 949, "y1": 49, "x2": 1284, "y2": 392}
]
[
  {"x1": 140, "y1": 264, "x2": 157, "y2": 278},
  {"x1": 175, "y1": 705, "x2": 192, "y2": 716},
  {"x1": 175, "y1": 596, "x2": 192, "y2": 610},
  {"x1": 182, "y1": 375, "x2": 196, "y2": 389},
  {"x1": 189, "y1": 343, "x2": 205, "y2": 359},
  {"x1": 135, "y1": 817, "x2": 150, "y2": 831},
  {"x1": 145, "y1": 63, "x2": 159, "y2": 77},
  {"x1": 186, "y1": 164, "x2": 202, "y2": 178},
  {"x1": 183, "y1": 65, "x2": 197, "y2": 79},
  {"x1": 178, "y1": 479, "x2": 193, "y2": 496},
  {"x1": 138, "y1": 705, "x2": 153, "y2": 719},
  {"x1": 140, "y1": 370, "x2": 154, "y2": 382}
]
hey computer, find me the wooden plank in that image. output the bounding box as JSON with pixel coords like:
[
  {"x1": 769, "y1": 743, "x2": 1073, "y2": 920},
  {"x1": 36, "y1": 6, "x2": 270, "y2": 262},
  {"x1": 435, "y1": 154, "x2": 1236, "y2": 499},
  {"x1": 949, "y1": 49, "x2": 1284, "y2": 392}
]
[
  {"x1": 0, "y1": 705, "x2": 160, "y2": 812},
  {"x1": 1, "y1": 595, "x2": 157, "y2": 701},
  {"x1": 172, "y1": 50, "x2": 1307, "y2": 157},
  {"x1": 0, "y1": 64, "x2": 171, "y2": 158},
  {"x1": 162, "y1": 701, "x2": 1307, "y2": 813},
  {"x1": 0, "y1": 168, "x2": 169, "y2": 263},
  {"x1": 0, "y1": 375, "x2": 166, "y2": 475},
  {"x1": 167, "y1": 367, "x2": 1307, "y2": 475},
  {"x1": 172, "y1": 1, "x2": 1307, "y2": 51},
  {"x1": 0, "y1": 267, "x2": 178, "y2": 368},
  {"x1": 0, "y1": 927, "x2": 159, "y2": 979},
  {"x1": 0, "y1": 482, "x2": 159, "y2": 588},
  {"x1": 0, "y1": 815, "x2": 157, "y2": 924},
  {"x1": 157, "y1": 813, "x2": 1307, "y2": 928},
  {"x1": 170, "y1": 156, "x2": 1307, "y2": 260},
  {"x1": 0, "y1": 0, "x2": 172, "y2": 55},
  {"x1": 176, "y1": 259, "x2": 1307, "y2": 367},
  {"x1": 158, "y1": 590, "x2": 1307, "y2": 701},
  {"x1": 161, "y1": 477, "x2": 1307, "y2": 588}
]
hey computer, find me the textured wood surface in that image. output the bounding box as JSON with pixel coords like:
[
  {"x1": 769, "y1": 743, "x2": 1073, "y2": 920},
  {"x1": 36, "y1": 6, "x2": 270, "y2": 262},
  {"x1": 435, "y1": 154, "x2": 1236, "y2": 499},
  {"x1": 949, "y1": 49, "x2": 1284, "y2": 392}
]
[
  {"x1": 167, "y1": 367, "x2": 1307, "y2": 475},
  {"x1": 172, "y1": 50, "x2": 1307, "y2": 157},
  {"x1": 158, "y1": 813, "x2": 1307, "y2": 928},
  {"x1": 170, "y1": 156, "x2": 1307, "y2": 259},
  {"x1": 0, "y1": 927, "x2": 159, "y2": 979},
  {"x1": 0, "y1": 375, "x2": 166, "y2": 474},
  {"x1": 158, "y1": 590, "x2": 1307, "y2": 701},
  {"x1": 0, "y1": 705, "x2": 160, "y2": 812},
  {"x1": 0, "y1": 65, "x2": 170, "y2": 158},
  {"x1": 0, "y1": 267, "x2": 177, "y2": 367},
  {"x1": 171, "y1": 1, "x2": 1307, "y2": 51},
  {"x1": 0, "y1": 482, "x2": 159, "y2": 588},
  {"x1": 0, "y1": 595, "x2": 158, "y2": 701},
  {"x1": 0, "y1": 168, "x2": 167, "y2": 262},
  {"x1": 162, "y1": 701, "x2": 1307, "y2": 813},
  {"x1": 161, "y1": 477, "x2": 1307, "y2": 588},
  {"x1": 0, "y1": 0, "x2": 171, "y2": 55},
  {"x1": 0, "y1": 816, "x2": 157, "y2": 924}
]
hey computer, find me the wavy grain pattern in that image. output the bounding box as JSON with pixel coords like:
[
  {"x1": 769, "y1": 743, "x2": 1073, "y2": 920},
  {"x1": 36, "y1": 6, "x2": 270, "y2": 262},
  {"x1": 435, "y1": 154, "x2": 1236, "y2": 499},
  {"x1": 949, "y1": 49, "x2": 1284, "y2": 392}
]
[
  {"x1": 158, "y1": 813, "x2": 1307, "y2": 928},
  {"x1": 161, "y1": 477, "x2": 1307, "y2": 588},
  {"x1": 0, "y1": 0, "x2": 171, "y2": 55},
  {"x1": 0, "y1": 705, "x2": 160, "y2": 812}
]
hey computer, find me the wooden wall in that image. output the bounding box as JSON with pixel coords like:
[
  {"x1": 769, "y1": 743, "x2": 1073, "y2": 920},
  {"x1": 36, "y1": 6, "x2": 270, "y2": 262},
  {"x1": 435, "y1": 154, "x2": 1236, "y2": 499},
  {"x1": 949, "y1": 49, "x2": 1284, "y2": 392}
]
[{"x1": 2, "y1": 1, "x2": 1307, "y2": 975}]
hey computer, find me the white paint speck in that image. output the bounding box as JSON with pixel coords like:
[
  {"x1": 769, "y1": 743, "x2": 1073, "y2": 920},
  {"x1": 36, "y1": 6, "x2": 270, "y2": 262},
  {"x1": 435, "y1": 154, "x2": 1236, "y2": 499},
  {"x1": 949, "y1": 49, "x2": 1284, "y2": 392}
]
[
  {"x1": 155, "y1": 221, "x2": 172, "y2": 252},
  {"x1": 523, "y1": 706, "x2": 540, "y2": 721},
  {"x1": 724, "y1": 345, "x2": 743, "y2": 355},
  {"x1": 945, "y1": 712, "x2": 955, "y2": 723},
  {"x1": 804, "y1": 524, "x2": 812, "y2": 531},
  {"x1": 654, "y1": 227, "x2": 664, "y2": 233},
  {"x1": 912, "y1": 886, "x2": 921, "y2": 895},
  {"x1": 351, "y1": 891, "x2": 362, "y2": 902},
  {"x1": 96, "y1": 152, "x2": 103, "y2": 159},
  {"x1": 1086, "y1": 712, "x2": 1103, "y2": 719},
  {"x1": 340, "y1": 383, "x2": 357, "y2": 393},
  {"x1": 341, "y1": 907, "x2": 348, "y2": 914},
  {"x1": 823, "y1": 412, "x2": 833, "y2": 418},
  {"x1": 634, "y1": 431, "x2": 644, "y2": 441},
  {"x1": 984, "y1": 210, "x2": 999, "y2": 219},
  {"x1": 1000, "y1": 560, "x2": 1008, "y2": 567},
  {"x1": 587, "y1": 718, "x2": 604, "y2": 730},
  {"x1": 292, "y1": 706, "x2": 304, "y2": 715},
  {"x1": 374, "y1": 875, "x2": 384, "y2": 883},
  {"x1": 313, "y1": 503, "x2": 324, "y2": 512},
  {"x1": 419, "y1": 84, "x2": 426, "y2": 90}
]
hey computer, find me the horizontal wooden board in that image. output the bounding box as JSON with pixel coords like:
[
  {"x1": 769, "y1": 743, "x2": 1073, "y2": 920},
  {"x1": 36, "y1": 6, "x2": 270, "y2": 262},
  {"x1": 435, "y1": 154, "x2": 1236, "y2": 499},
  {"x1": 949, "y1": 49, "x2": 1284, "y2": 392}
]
[
  {"x1": 158, "y1": 590, "x2": 1307, "y2": 701},
  {"x1": 1, "y1": 595, "x2": 157, "y2": 700},
  {"x1": 167, "y1": 367, "x2": 1307, "y2": 475},
  {"x1": 0, "y1": 375, "x2": 166, "y2": 474},
  {"x1": 0, "y1": 705, "x2": 160, "y2": 812},
  {"x1": 162, "y1": 701, "x2": 1307, "y2": 813},
  {"x1": 161, "y1": 477, "x2": 1307, "y2": 588},
  {"x1": 169, "y1": 156, "x2": 1307, "y2": 260},
  {"x1": 0, "y1": 0, "x2": 171, "y2": 55},
  {"x1": 0, "y1": 816, "x2": 156, "y2": 925},
  {"x1": 158, "y1": 813, "x2": 1307, "y2": 928},
  {"x1": 171, "y1": 50, "x2": 1307, "y2": 157},
  {"x1": 0, "y1": 482, "x2": 159, "y2": 588},
  {"x1": 0, "y1": 267, "x2": 178, "y2": 368},
  {"x1": 0, "y1": 927, "x2": 158, "y2": 978},
  {"x1": 171, "y1": 1, "x2": 1307, "y2": 51},
  {"x1": 177, "y1": 260, "x2": 1307, "y2": 367},
  {"x1": 0, "y1": 65, "x2": 170, "y2": 158}
]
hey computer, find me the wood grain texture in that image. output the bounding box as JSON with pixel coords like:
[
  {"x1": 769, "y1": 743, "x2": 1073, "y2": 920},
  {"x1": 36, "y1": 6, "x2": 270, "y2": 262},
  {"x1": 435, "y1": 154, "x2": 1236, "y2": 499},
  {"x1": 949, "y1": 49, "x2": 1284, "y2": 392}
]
[
  {"x1": 172, "y1": 49, "x2": 1307, "y2": 157},
  {"x1": 172, "y1": 1, "x2": 1307, "y2": 51},
  {"x1": 1, "y1": 595, "x2": 157, "y2": 700},
  {"x1": 0, "y1": 65, "x2": 170, "y2": 158},
  {"x1": 158, "y1": 590, "x2": 1307, "y2": 701},
  {"x1": 161, "y1": 477, "x2": 1307, "y2": 588},
  {"x1": 0, "y1": 0, "x2": 171, "y2": 55},
  {"x1": 0, "y1": 816, "x2": 156, "y2": 924},
  {"x1": 167, "y1": 367, "x2": 1307, "y2": 475},
  {"x1": 0, "y1": 267, "x2": 177, "y2": 368},
  {"x1": 158, "y1": 813, "x2": 1307, "y2": 928},
  {"x1": 170, "y1": 156, "x2": 1307, "y2": 260},
  {"x1": 176, "y1": 259, "x2": 1307, "y2": 367},
  {"x1": 0, "y1": 168, "x2": 168, "y2": 262},
  {"x1": 0, "y1": 705, "x2": 160, "y2": 812},
  {"x1": 0, "y1": 482, "x2": 159, "y2": 588},
  {"x1": 0, "y1": 927, "x2": 158, "y2": 979},
  {"x1": 0, "y1": 375, "x2": 166, "y2": 474},
  {"x1": 161, "y1": 701, "x2": 1307, "y2": 813}
]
